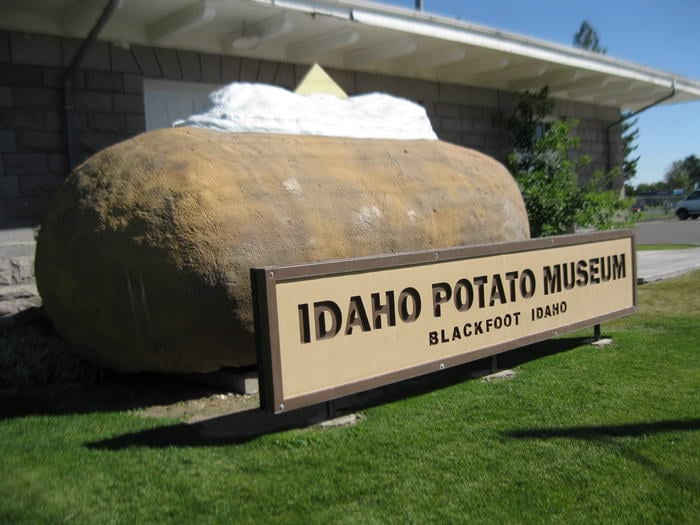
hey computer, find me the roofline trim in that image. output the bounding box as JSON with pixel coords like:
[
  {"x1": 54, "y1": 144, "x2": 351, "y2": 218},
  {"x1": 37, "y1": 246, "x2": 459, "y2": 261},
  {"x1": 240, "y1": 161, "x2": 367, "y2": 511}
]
[{"x1": 261, "y1": 0, "x2": 700, "y2": 97}]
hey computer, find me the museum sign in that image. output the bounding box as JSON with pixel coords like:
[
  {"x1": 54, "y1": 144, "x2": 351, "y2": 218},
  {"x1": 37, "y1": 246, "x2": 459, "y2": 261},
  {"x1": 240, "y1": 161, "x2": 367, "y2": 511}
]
[{"x1": 252, "y1": 230, "x2": 636, "y2": 413}]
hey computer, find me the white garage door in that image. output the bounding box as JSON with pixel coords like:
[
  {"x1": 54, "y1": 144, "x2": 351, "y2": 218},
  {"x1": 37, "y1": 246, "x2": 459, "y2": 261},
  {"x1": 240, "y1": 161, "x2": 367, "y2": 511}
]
[{"x1": 143, "y1": 79, "x2": 221, "y2": 131}]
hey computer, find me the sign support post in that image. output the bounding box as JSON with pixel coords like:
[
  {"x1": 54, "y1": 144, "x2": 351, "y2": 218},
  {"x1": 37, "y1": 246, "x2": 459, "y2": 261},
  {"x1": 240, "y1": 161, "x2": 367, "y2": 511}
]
[{"x1": 593, "y1": 324, "x2": 602, "y2": 341}]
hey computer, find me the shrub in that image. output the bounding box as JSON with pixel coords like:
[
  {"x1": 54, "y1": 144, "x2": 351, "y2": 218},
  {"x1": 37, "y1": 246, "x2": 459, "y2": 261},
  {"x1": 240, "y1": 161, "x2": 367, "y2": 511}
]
[{"x1": 495, "y1": 89, "x2": 633, "y2": 237}]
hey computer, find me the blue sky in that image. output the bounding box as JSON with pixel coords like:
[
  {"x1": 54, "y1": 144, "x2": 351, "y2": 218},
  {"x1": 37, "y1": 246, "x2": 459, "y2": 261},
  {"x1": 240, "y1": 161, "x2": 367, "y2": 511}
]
[{"x1": 382, "y1": 0, "x2": 700, "y2": 185}]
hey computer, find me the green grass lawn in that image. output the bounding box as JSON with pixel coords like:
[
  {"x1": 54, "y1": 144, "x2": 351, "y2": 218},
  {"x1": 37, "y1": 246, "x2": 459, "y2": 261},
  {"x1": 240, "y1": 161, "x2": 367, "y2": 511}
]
[
  {"x1": 2, "y1": 272, "x2": 699, "y2": 524},
  {"x1": 633, "y1": 207, "x2": 676, "y2": 222}
]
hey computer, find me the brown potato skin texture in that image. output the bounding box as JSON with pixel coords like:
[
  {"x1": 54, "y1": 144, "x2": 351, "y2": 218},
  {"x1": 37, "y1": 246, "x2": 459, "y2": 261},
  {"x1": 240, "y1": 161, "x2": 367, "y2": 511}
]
[{"x1": 35, "y1": 128, "x2": 530, "y2": 373}]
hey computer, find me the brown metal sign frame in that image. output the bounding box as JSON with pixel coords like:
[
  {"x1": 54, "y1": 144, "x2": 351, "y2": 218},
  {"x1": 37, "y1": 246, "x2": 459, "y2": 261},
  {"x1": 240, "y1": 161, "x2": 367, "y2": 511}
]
[{"x1": 251, "y1": 230, "x2": 637, "y2": 414}]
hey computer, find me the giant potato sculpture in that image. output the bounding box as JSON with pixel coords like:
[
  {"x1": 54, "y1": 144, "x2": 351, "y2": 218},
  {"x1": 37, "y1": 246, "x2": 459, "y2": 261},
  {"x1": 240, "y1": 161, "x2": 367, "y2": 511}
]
[{"x1": 36, "y1": 127, "x2": 530, "y2": 373}]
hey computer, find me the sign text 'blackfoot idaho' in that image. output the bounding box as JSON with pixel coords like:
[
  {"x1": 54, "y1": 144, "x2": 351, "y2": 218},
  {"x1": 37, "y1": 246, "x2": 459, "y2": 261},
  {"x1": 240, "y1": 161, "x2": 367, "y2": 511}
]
[{"x1": 253, "y1": 231, "x2": 636, "y2": 413}]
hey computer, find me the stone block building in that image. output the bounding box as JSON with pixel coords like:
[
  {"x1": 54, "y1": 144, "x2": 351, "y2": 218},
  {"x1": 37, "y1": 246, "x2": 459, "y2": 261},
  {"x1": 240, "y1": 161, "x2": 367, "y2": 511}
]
[{"x1": 0, "y1": 0, "x2": 698, "y2": 315}]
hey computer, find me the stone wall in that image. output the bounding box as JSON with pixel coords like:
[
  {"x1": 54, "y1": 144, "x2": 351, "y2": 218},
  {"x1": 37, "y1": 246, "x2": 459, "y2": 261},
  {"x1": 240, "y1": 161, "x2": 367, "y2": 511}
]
[
  {"x1": 0, "y1": 225, "x2": 38, "y2": 317},
  {"x1": 0, "y1": 29, "x2": 623, "y2": 316},
  {"x1": 0, "y1": 31, "x2": 145, "y2": 224},
  {"x1": 552, "y1": 99, "x2": 624, "y2": 183}
]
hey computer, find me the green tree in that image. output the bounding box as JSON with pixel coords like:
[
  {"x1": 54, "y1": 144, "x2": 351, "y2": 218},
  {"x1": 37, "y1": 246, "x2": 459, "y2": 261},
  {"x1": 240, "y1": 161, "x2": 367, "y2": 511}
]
[
  {"x1": 689, "y1": 155, "x2": 700, "y2": 175},
  {"x1": 510, "y1": 119, "x2": 586, "y2": 237},
  {"x1": 664, "y1": 154, "x2": 700, "y2": 192},
  {"x1": 680, "y1": 154, "x2": 700, "y2": 186},
  {"x1": 495, "y1": 89, "x2": 632, "y2": 237},
  {"x1": 573, "y1": 20, "x2": 607, "y2": 54},
  {"x1": 620, "y1": 115, "x2": 640, "y2": 180},
  {"x1": 574, "y1": 20, "x2": 639, "y2": 181},
  {"x1": 635, "y1": 181, "x2": 669, "y2": 195}
]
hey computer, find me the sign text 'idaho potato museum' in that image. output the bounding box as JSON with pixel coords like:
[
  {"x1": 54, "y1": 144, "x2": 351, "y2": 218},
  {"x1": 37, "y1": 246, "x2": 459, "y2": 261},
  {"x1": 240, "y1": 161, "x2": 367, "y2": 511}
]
[{"x1": 252, "y1": 231, "x2": 636, "y2": 413}]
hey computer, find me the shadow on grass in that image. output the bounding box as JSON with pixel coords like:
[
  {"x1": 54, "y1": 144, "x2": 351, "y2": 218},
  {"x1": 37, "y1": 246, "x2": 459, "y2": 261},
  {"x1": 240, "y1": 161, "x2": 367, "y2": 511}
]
[
  {"x1": 506, "y1": 419, "x2": 700, "y2": 491},
  {"x1": 85, "y1": 336, "x2": 593, "y2": 449},
  {"x1": 87, "y1": 405, "x2": 332, "y2": 448},
  {"x1": 506, "y1": 419, "x2": 700, "y2": 439}
]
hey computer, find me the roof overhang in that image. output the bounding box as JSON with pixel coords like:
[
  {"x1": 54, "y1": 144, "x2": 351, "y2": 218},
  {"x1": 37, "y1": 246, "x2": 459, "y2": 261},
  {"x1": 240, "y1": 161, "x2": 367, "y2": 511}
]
[{"x1": 2, "y1": 0, "x2": 699, "y2": 110}]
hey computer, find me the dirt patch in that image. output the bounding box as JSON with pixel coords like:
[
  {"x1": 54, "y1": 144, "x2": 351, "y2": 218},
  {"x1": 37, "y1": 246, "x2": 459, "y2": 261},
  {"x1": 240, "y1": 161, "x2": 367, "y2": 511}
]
[
  {"x1": 0, "y1": 373, "x2": 261, "y2": 423},
  {"x1": 138, "y1": 391, "x2": 260, "y2": 423}
]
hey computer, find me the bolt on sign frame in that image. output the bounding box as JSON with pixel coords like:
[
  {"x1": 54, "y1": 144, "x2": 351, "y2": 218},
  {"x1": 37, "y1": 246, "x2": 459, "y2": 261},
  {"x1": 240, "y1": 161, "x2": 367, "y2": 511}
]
[{"x1": 252, "y1": 230, "x2": 637, "y2": 414}]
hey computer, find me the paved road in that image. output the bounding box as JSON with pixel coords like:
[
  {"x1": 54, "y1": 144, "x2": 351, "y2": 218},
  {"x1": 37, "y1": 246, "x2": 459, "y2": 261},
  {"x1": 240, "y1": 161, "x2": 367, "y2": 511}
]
[
  {"x1": 633, "y1": 220, "x2": 700, "y2": 282},
  {"x1": 635, "y1": 219, "x2": 700, "y2": 245},
  {"x1": 637, "y1": 247, "x2": 700, "y2": 283}
]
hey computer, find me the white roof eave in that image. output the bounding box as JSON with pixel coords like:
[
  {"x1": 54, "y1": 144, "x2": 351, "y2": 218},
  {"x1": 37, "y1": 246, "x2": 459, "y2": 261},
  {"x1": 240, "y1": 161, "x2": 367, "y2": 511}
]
[
  {"x1": 252, "y1": 0, "x2": 700, "y2": 109},
  {"x1": 0, "y1": 0, "x2": 698, "y2": 110}
]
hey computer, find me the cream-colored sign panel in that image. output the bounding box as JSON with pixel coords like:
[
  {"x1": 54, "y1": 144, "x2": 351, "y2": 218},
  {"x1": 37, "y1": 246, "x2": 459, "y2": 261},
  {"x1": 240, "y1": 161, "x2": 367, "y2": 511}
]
[{"x1": 255, "y1": 233, "x2": 636, "y2": 413}]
